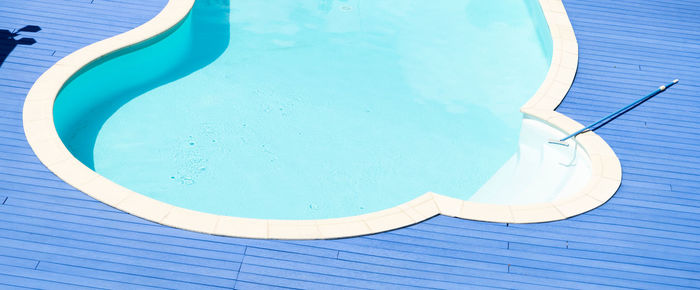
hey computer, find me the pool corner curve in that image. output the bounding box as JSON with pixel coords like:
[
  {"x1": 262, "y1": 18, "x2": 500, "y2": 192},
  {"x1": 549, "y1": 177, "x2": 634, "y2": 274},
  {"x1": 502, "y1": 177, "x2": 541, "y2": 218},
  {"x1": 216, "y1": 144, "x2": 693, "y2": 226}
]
[{"x1": 513, "y1": 0, "x2": 622, "y2": 222}]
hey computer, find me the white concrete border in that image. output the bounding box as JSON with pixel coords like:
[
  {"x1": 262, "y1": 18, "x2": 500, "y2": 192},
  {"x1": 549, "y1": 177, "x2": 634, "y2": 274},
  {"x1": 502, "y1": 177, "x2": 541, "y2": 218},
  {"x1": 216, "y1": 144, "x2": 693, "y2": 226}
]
[{"x1": 23, "y1": 0, "x2": 621, "y2": 239}]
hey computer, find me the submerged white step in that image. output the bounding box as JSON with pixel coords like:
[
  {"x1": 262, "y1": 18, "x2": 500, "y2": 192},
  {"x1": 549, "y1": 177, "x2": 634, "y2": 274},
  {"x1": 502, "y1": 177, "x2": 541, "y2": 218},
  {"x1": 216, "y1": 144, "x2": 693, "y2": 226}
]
[{"x1": 470, "y1": 116, "x2": 591, "y2": 205}]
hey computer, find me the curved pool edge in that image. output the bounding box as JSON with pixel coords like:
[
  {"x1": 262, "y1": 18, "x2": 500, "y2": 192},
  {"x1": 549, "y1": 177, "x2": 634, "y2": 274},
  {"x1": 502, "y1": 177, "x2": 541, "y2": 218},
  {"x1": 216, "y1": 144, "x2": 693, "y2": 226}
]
[{"x1": 22, "y1": 0, "x2": 621, "y2": 240}]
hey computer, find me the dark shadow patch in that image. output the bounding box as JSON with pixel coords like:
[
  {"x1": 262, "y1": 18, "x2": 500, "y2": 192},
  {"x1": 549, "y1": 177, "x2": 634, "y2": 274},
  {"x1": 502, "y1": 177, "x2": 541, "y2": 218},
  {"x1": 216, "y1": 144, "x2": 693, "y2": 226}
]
[{"x1": 0, "y1": 25, "x2": 41, "y2": 68}]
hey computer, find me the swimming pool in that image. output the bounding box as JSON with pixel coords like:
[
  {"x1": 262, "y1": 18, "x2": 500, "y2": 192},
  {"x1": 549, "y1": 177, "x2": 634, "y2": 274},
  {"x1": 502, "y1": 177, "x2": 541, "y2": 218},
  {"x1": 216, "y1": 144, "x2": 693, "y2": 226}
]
[
  {"x1": 25, "y1": 0, "x2": 620, "y2": 238},
  {"x1": 54, "y1": 0, "x2": 549, "y2": 219}
]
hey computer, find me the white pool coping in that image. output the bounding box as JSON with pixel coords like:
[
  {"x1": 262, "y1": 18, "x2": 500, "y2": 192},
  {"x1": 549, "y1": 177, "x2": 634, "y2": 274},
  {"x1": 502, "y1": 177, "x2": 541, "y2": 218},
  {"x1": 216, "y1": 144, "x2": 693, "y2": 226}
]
[{"x1": 23, "y1": 0, "x2": 621, "y2": 239}]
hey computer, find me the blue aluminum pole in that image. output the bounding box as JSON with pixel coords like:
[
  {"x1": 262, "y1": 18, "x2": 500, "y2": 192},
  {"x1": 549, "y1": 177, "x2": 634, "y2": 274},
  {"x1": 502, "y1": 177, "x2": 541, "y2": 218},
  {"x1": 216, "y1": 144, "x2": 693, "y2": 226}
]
[{"x1": 556, "y1": 79, "x2": 678, "y2": 143}]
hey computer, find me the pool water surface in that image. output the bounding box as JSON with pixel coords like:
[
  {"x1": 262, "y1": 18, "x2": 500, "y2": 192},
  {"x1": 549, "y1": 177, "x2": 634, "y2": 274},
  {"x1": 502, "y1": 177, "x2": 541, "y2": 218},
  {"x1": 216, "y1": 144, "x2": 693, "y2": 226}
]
[{"x1": 54, "y1": 0, "x2": 552, "y2": 219}]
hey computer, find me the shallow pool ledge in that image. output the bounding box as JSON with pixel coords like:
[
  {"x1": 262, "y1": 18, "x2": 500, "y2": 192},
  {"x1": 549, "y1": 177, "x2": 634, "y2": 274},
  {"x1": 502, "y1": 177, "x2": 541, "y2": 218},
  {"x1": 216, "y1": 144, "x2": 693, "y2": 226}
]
[{"x1": 23, "y1": 0, "x2": 621, "y2": 239}]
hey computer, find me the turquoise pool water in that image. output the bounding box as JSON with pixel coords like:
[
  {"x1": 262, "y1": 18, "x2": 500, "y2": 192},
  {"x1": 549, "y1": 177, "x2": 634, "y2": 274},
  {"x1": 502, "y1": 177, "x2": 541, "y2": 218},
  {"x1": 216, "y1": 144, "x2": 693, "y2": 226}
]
[{"x1": 54, "y1": 0, "x2": 552, "y2": 219}]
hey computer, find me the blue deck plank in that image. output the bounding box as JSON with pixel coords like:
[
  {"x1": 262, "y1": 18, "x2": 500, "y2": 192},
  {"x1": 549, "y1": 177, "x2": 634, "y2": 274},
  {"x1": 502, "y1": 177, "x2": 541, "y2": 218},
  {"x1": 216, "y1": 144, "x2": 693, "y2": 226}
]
[
  {"x1": 0, "y1": 235, "x2": 241, "y2": 275},
  {"x1": 245, "y1": 247, "x2": 540, "y2": 289},
  {"x1": 0, "y1": 184, "x2": 95, "y2": 202},
  {"x1": 508, "y1": 266, "x2": 689, "y2": 290},
  {"x1": 356, "y1": 233, "x2": 698, "y2": 283},
  {"x1": 0, "y1": 211, "x2": 248, "y2": 255},
  {"x1": 241, "y1": 255, "x2": 440, "y2": 289},
  {"x1": 335, "y1": 251, "x2": 573, "y2": 289},
  {"x1": 37, "y1": 262, "x2": 235, "y2": 289},
  {"x1": 3, "y1": 191, "x2": 124, "y2": 212},
  {"x1": 232, "y1": 280, "x2": 296, "y2": 290},
  {"x1": 0, "y1": 253, "x2": 37, "y2": 269},
  {"x1": 0, "y1": 233, "x2": 239, "y2": 283},
  {"x1": 235, "y1": 271, "x2": 367, "y2": 290},
  {"x1": 1, "y1": 0, "x2": 699, "y2": 288},
  {"x1": 0, "y1": 264, "x2": 154, "y2": 290},
  {"x1": 0, "y1": 217, "x2": 244, "y2": 265}
]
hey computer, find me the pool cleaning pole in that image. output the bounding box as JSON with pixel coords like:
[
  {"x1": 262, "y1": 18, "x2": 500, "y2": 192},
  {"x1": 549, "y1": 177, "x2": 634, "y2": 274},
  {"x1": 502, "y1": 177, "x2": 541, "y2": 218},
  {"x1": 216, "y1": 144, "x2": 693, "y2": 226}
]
[{"x1": 550, "y1": 79, "x2": 679, "y2": 145}]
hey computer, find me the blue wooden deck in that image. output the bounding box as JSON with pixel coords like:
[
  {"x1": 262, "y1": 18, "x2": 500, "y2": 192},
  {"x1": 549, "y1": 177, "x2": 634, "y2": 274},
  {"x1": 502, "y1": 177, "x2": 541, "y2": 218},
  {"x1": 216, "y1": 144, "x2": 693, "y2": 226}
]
[{"x1": 1, "y1": 0, "x2": 699, "y2": 288}]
